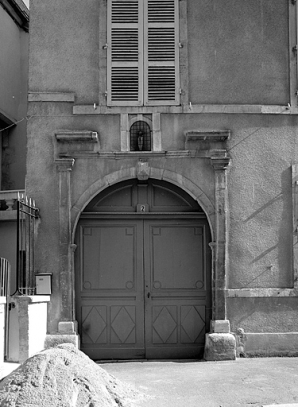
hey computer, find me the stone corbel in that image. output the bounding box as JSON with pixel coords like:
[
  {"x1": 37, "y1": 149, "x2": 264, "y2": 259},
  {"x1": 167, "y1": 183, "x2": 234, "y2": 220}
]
[
  {"x1": 210, "y1": 150, "x2": 231, "y2": 171},
  {"x1": 55, "y1": 130, "x2": 100, "y2": 157}
]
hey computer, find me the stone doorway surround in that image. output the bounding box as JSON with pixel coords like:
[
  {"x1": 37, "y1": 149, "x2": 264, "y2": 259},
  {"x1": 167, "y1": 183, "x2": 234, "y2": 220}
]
[{"x1": 47, "y1": 129, "x2": 235, "y2": 360}]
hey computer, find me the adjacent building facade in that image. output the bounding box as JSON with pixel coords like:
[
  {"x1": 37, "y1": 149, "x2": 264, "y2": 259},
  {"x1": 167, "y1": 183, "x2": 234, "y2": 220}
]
[
  {"x1": 0, "y1": 0, "x2": 28, "y2": 191},
  {"x1": 0, "y1": 0, "x2": 29, "y2": 361},
  {"x1": 25, "y1": 0, "x2": 298, "y2": 360}
]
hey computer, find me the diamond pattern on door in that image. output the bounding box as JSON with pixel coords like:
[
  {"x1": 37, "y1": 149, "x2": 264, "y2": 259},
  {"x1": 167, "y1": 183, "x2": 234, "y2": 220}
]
[
  {"x1": 111, "y1": 306, "x2": 136, "y2": 344},
  {"x1": 152, "y1": 306, "x2": 177, "y2": 344},
  {"x1": 181, "y1": 305, "x2": 205, "y2": 344},
  {"x1": 82, "y1": 306, "x2": 107, "y2": 344},
  {"x1": 77, "y1": 210, "x2": 210, "y2": 359}
]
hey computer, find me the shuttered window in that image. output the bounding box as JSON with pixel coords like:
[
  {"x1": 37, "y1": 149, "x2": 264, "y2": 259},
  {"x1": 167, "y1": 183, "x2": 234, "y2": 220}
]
[{"x1": 107, "y1": 0, "x2": 180, "y2": 106}]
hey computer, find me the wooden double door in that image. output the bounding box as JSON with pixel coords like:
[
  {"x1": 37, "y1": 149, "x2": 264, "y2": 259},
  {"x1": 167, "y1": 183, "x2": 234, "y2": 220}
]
[{"x1": 76, "y1": 215, "x2": 211, "y2": 360}]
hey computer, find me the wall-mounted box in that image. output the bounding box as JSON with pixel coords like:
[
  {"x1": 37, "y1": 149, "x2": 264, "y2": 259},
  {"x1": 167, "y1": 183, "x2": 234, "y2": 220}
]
[{"x1": 35, "y1": 274, "x2": 52, "y2": 295}]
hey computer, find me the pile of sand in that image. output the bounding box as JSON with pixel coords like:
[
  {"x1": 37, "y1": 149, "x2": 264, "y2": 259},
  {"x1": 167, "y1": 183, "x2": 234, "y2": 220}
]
[{"x1": 0, "y1": 344, "x2": 145, "y2": 406}]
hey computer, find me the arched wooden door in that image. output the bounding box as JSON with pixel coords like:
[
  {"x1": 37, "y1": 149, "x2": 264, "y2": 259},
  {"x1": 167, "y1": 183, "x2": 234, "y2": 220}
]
[{"x1": 75, "y1": 180, "x2": 211, "y2": 360}]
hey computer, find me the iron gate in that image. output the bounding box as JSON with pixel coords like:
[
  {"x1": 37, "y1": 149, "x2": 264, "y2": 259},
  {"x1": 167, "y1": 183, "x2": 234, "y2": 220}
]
[
  {"x1": 0, "y1": 257, "x2": 10, "y2": 359},
  {"x1": 15, "y1": 195, "x2": 39, "y2": 295}
]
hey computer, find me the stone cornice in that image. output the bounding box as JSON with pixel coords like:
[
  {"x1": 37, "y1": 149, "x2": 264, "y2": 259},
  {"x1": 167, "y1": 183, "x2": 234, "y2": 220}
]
[
  {"x1": 210, "y1": 154, "x2": 231, "y2": 171},
  {"x1": 54, "y1": 130, "x2": 100, "y2": 158},
  {"x1": 185, "y1": 130, "x2": 230, "y2": 143},
  {"x1": 73, "y1": 104, "x2": 296, "y2": 115},
  {"x1": 0, "y1": 0, "x2": 29, "y2": 31},
  {"x1": 184, "y1": 129, "x2": 231, "y2": 155},
  {"x1": 55, "y1": 130, "x2": 99, "y2": 143}
]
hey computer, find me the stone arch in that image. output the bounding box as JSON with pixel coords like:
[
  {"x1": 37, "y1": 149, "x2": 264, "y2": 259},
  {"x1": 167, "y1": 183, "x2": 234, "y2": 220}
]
[{"x1": 71, "y1": 166, "x2": 215, "y2": 242}]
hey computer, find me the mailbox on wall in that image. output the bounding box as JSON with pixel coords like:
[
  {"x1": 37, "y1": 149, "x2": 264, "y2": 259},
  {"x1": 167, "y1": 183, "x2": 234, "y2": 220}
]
[{"x1": 35, "y1": 273, "x2": 52, "y2": 295}]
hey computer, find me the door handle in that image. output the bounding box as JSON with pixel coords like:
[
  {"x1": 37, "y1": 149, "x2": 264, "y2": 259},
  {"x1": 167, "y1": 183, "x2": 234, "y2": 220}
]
[{"x1": 147, "y1": 292, "x2": 150, "y2": 298}]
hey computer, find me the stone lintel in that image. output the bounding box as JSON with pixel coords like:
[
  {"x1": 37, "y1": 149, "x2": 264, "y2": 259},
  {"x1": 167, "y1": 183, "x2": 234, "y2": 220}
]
[
  {"x1": 55, "y1": 130, "x2": 99, "y2": 143},
  {"x1": 55, "y1": 158, "x2": 75, "y2": 172},
  {"x1": 211, "y1": 319, "x2": 230, "y2": 333}
]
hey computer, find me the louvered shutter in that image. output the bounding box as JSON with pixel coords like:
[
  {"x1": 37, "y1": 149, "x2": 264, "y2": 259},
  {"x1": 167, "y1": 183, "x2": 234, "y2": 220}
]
[
  {"x1": 144, "y1": 0, "x2": 180, "y2": 105},
  {"x1": 107, "y1": 0, "x2": 143, "y2": 106}
]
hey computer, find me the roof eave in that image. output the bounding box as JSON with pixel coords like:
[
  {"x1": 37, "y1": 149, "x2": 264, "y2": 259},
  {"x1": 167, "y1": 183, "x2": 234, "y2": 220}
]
[{"x1": 0, "y1": 0, "x2": 29, "y2": 32}]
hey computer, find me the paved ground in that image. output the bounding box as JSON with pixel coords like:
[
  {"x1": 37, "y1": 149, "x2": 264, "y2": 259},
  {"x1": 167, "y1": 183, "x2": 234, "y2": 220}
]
[
  {"x1": 100, "y1": 358, "x2": 298, "y2": 407},
  {"x1": 1, "y1": 358, "x2": 298, "y2": 406}
]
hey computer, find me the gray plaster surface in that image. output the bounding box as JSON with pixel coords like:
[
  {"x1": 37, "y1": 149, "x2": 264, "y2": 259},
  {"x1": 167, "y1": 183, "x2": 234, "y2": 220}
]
[{"x1": 100, "y1": 358, "x2": 298, "y2": 407}]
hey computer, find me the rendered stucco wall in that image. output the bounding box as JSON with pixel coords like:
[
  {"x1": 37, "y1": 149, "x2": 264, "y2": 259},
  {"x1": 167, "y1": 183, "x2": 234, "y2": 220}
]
[
  {"x1": 187, "y1": 0, "x2": 289, "y2": 105},
  {"x1": 29, "y1": 0, "x2": 290, "y2": 107},
  {"x1": 26, "y1": 0, "x2": 298, "y2": 345},
  {"x1": 0, "y1": 10, "x2": 22, "y2": 119},
  {"x1": 228, "y1": 297, "x2": 298, "y2": 333},
  {"x1": 25, "y1": 107, "x2": 298, "y2": 333},
  {"x1": 29, "y1": 0, "x2": 99, "y2": 104}
]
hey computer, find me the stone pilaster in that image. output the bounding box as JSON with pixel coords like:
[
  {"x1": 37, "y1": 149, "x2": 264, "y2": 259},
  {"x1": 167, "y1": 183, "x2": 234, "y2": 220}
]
[
  {"x1": 55, "y1": 158, "x2": 75, "y2": 323},
  {"x1": 210, "y1": 154, "x2": 230, "y2": 321},
  {"x1": 204, "y1": 152, "x2": 236, "y2": 360},
  {"x1": 292, "y1": 165, "x2": 298, "y2": 288}
]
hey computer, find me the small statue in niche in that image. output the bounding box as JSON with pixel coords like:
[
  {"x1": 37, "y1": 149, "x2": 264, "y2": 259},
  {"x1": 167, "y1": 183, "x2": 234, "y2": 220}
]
[{"x1": 137, "y1": 131, "x2": 144, "y2": 151}]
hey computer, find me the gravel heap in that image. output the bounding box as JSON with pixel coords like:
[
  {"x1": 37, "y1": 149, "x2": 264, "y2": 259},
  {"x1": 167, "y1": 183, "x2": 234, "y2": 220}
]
[{"x1": 0, "y1": 344, "x2": 145, "y2": 407}]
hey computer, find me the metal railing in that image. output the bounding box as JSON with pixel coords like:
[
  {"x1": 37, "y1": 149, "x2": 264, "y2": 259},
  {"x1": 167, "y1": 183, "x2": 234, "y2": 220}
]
[
  {"x1": 15, "y1": 194, "x2": 39, "y2": 295},
  {"x1": 0, "y1": 190, "x2": 25, "y2": 212}
]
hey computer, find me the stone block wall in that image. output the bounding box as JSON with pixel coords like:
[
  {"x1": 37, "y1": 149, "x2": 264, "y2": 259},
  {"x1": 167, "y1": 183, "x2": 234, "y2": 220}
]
[{"x1": 8, "y1": 296, "x2": 50, "y2": 363}]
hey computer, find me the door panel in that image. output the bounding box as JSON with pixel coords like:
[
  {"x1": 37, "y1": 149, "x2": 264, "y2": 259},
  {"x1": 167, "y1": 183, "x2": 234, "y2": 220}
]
[
  {"x1": 148, "y1": 224, "x2": 205, "y2": 289},
  {"x1": 77, "y1": 220, "x2": 145, "y2": 360},
  {"x1": 76, "y1": 217, "x2": 210, "y2": 360},
  {"x1": 144, "y1": 220, "x2": 208, "y2": 358},
  {"x1": 82, "y1": 225, "x2": 136, "y2": 290}
]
